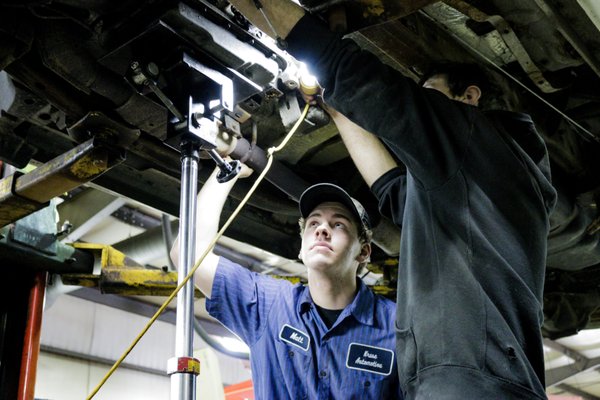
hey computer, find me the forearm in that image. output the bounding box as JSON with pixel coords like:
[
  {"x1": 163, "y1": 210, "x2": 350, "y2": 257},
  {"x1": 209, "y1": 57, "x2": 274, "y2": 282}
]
[
  {"x1": 330, "y1": 110, "x2": 397, "y2": 187},
  {"x1": 228, "y1": 0, "x2": 304, "y2": 40},
  {"x1": 171, "y1": 167, "x2": 240, "y2": 298}
]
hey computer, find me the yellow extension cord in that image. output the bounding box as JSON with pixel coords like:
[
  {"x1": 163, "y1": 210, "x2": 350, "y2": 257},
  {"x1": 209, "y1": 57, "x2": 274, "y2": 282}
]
[{"x1": 86, "y1": 102, "x2": 309, "y2": 399}]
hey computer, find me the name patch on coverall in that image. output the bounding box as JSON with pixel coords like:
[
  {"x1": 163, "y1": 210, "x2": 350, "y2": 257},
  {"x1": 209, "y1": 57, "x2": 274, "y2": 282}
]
[
  {"x1": 279, "y1": 324, "x2": 310, "y2": 351},
  {"x1": 346, "y1": 343, "x2": 394, "y2": 375}
]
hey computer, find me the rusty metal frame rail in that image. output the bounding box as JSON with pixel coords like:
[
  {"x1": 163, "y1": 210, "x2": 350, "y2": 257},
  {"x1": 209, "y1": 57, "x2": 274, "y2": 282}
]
[{"x1": 0, "y1": 138, "x2": 125, "y2": 227}]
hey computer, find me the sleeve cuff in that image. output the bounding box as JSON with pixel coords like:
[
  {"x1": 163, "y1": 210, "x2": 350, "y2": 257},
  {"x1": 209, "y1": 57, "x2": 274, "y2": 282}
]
[
  {"x1": 371, "y1": 167, "x2": 404, "y2": 199},
  {"x1": 205, "y1": 257, "x2": 237, "y2": 319}
]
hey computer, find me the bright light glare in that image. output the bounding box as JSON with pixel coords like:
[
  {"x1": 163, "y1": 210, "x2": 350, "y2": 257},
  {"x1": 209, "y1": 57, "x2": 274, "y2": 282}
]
[
  {"x1": 298, "y1": 62, "x2": 318, "y2": 88},
  {"x1": 219, "y1": 336, "x2": 250, "y2": 354}
]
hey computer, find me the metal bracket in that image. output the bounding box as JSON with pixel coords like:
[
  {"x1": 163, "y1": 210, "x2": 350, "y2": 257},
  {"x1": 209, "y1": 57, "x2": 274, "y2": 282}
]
[
  {"x1": 185, "y1": 97, "x2": 241, "y2": 182},
  {"x1": 183, "y1": 53, "x2": 234, "y2": 114}
]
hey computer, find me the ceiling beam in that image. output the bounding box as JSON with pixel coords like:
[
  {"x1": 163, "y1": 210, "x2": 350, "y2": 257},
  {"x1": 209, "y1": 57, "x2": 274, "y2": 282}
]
[
  {"x1": 544, "y1": 338, "x2": 600, "y2": 387},
  {"x1": 58, "y1": 188, "x2": 125, "y2": 242},
  {"x1": 556, "y1": 383, "x2": 600, "y2": 400}
]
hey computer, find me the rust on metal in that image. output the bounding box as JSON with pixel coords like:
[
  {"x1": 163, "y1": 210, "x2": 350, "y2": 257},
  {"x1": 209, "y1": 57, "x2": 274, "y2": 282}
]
[
  {"x1": 60, "y1": 274, "x2": 100, "y2": 287},
  {"x1": 339, "y1": 0, "x2": 440, "y2": 30},
  {"x1": 0, "y1": 174, "x2": 47, "y2": 227},
  {"x1": 100, "y1": 268, "x2": 203, "y2": 297},
  {"x1": 0, "y1": 138, "x2": 124, "y2": 226},
  {"x1": 15, "y1": 139, "x2": 124, "y2": 203}
]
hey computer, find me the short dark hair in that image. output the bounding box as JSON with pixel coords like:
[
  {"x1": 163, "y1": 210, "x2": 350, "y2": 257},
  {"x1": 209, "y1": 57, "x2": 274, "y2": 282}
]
[{"x1": 419, "y1": 62, "x2": 516, "y2": 110}]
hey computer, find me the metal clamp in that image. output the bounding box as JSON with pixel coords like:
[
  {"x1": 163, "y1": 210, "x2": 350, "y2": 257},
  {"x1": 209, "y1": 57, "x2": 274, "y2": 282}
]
[
  {"x1": 167, "y1": 356, "x2": 201, "y2": 376},
  {"x1": 186, "y1": 98, "x2": 241, "y2": 182}
]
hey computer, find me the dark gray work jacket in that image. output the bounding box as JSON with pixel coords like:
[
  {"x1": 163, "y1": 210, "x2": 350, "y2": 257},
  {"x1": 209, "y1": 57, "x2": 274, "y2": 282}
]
[{"x1": 288, "y1": 14, "x2": 557, "y2": 400}]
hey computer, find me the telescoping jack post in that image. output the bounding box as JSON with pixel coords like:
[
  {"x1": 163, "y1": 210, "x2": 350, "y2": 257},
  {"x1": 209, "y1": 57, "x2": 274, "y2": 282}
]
[{"x1": 169, "y1": 97, "x2": 240, "y2": 400}]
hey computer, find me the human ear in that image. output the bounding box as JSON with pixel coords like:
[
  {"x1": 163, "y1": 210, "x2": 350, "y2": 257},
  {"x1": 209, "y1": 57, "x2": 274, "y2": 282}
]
[
  {"x1": 463, "y1": 85, "x2": 481, "y2": 106},
  {"x1": 356, "y1": 243, "x2": 371, "y2": 263}
]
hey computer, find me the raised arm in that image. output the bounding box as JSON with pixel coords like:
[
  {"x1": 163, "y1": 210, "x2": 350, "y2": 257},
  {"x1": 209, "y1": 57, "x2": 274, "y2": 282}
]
[
  {"x1": 328, "y1": 107, "x2": 397, "y2": 187},
  {"x1": 170, "y1": 165, "x2": 249, "y2": 298}
]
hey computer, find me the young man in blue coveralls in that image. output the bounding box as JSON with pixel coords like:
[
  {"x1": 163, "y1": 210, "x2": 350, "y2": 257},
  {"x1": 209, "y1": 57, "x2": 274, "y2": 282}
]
[
  {"x1": 171, "y1": 164, "x2": 401, "y2": 399},
  {"x1": 227, "y1": 1, "x2": 558, "y2": 399}
]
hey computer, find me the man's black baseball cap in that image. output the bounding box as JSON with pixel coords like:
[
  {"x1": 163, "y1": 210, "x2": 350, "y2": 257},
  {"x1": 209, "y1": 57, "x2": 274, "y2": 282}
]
[{"x1": 299, "y1": 183, "x2": 371, "y2": 230}]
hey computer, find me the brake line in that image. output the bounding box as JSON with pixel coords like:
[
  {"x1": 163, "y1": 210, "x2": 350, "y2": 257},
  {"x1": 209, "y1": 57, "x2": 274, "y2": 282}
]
[{"x1": 86, "y1": 102, "x2": 310, "y2": 399}]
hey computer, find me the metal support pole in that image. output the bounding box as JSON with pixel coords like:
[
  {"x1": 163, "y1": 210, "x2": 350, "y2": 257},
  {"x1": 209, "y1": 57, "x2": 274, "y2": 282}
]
[{"x1": 168, "y1": 140, "x2": 201, "y2": 399}]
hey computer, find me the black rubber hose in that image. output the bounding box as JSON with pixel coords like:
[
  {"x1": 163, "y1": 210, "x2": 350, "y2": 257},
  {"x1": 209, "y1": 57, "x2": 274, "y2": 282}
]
[
  {"x1": 193, "y1": 318, "x2": 250, "y2": 360},
  {"x1": 161, "y1": 213, "x2": 176, "y2": 271}
]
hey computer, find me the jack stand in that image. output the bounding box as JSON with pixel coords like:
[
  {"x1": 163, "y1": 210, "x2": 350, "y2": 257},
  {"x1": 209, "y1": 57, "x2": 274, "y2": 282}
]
[
  {"x1": 130, "y1": 52, "x2": 244, "y2": 398},
  {"x1": 168, "y1": 139, "x2": 201, "y2": 399},
  {"x1": 167, "y1": 98, "x2": 240, "y2": 400}
]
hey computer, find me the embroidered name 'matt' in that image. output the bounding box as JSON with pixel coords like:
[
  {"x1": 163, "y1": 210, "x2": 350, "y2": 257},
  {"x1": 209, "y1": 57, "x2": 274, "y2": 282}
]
[
  {"x1": 279, "y1": 324, "x2": 310, "y2": 351},
  {"x1": 290, "y1": 332, "x2": 304, "y2": 343}
]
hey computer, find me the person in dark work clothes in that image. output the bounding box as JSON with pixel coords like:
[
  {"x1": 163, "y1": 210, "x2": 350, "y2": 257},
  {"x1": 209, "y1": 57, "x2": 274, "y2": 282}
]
[
  {"x1": 227, "y1": 1, "x2": 558, "y2": 399},
  {"x1": 171, "y1": 165, "x2": 401, "y2": 399}
]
